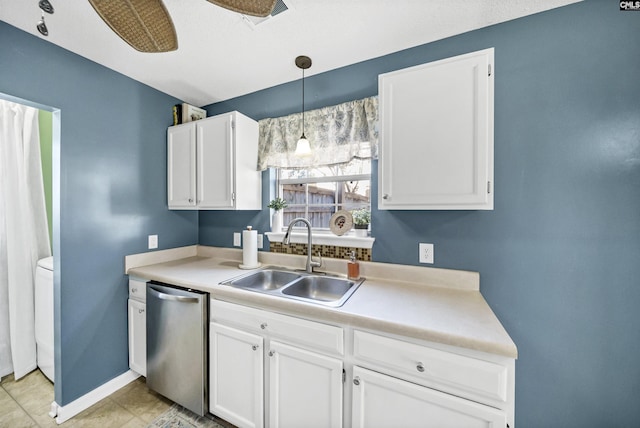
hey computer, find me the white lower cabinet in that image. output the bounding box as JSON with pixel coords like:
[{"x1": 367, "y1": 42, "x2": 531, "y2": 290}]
[
  {"x1": 351, "y1": 366, "x2": 506, "y2": 428},
  {"x1": 209, "y1": 299, "x2": 344, "y2": 428},
  {"x1": 351, "y1": 330, "x2": 513, "y2": 428},
  {"x1": 128, "y1": 278, "x2": 147, "y2": 376},
  {"x1": 269, "y1": 341, "x2": 343, "y2": 428},
  {"x1": 208, "y1": 300, "x2": 514, "y2": 428},
  {"x1": 210, "y1": 322, "x2": 264, "y2": 428},
  {"x1": 128, "y1": 299, "x2": 146, "y2": 376}
]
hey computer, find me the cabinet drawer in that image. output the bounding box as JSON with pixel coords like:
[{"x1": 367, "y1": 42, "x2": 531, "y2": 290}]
[
  {"x1": 128, "y1": 278, "x2": 147, "y2": 302},
  {"x1": 211, "y1": 299, "x2": 343, "y2": 356},
  {"x1": 352, "y1": 366, "x2": 507, "y2": 428},
  {"x1": 353, "y1": 330, "x2": 508, "y2": 403}
]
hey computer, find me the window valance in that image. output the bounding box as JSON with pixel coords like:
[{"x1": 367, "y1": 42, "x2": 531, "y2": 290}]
[{"x1": 257, "y1": 96, "x2": 378, "y2": 170}]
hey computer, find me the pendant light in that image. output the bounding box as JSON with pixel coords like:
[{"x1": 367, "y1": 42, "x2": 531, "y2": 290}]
[{"x1": 295, "y1": 55, "x2": 312, "y2": 157}]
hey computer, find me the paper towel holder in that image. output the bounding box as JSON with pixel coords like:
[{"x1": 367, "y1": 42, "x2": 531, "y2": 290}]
[{"x1": 239, "y1": 225, "x2": 262, "y2": 270}]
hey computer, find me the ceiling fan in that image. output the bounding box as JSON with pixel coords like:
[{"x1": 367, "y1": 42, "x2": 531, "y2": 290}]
[{"x1": 88, "y1": 0, "x2": 278, "y2": 53}]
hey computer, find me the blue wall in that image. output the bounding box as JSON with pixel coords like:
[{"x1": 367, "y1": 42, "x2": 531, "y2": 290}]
[
  {"x1": 0, "y1": 23, "x2": 199, "y2": 405},
  {"x1": 203, "y1": 1, "x2": 640, "y2": 426}
]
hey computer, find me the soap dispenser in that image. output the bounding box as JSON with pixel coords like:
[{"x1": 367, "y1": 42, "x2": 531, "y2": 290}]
[{"x1": 348, "y1": 251, "x2": 360, "y2": 280}]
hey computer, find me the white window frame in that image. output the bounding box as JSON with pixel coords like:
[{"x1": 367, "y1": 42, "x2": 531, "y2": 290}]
[{"x1": 277, "y1": 167, "x2": 371, "y2": 233}]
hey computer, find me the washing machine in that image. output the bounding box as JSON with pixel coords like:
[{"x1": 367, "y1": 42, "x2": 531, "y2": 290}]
[{"x1": 35, "y1": 256, "x2": 54, "y2": 382}]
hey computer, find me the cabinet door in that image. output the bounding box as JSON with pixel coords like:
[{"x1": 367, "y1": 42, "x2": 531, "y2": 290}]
[
  {"x1": 352, "y1": 366, "x2": 506, "y2": 428},
  {"x1": 269, "y1": 341, "x2": 343, "y2": 428},
  {"x1": 167, "y1": 123, "x2": 197, "y2": 209},
  {"x1": 128, "y1": 299, "x2": 146, "y2": 376},
  {"x1": 232, "y1": 112, "x2": 262, "y2": 210},
  {"x1": 379, "y1": 48, "x2": 494, "y2": 210},
  {"x1": 210, "y1": 322, "x2": 264, "y2": 428},
  {"x1": 197, "y1": 114, "x2": 235, "y2": 209}
]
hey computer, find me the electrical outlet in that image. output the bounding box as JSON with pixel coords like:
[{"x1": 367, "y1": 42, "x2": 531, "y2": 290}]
[
  {"x1": 419, "y1": 243, "x2": 434, "y2": 264},
  {"x1": 148, "y1": 234, "x2": 158, "y2": 250},
  {"x1": 233, "y1": 232, "x2": 241, "y2": 247},
  {"x1": 257, "y1": 234, "x2": 263, "y2": 249}
]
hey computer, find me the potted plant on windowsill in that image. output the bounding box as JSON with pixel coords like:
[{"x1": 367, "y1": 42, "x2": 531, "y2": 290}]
[
  {"x1": 352, "y1": 208, "x2": 371, "y2": 237},
  {"x1": 268, "y1": 197, "x2": 288, "y2": 232}
]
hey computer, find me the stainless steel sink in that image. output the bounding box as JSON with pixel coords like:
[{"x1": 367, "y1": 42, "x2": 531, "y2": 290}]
[
  {"x1": 220, "y1": 267, "x2": 363, "y2": 307},
  {"x1": 282, "y1": 276, "x2": 356, "y2": 303},
  {"x1": 226, "y1": 269, "x2": 301, "y2": 291}
]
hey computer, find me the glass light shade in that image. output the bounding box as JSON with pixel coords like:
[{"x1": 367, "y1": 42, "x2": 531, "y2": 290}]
[{"x1": 295, "y1": 136, "x2": 312, "y2": 156}]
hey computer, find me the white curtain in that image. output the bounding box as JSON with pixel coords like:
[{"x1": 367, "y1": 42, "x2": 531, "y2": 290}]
[
  {"x1": 0, "y1": 100, "x2": 51, "y2": 380},
  {"x1": 257, "y1": 96, "x2": 378, "y2": 170}
]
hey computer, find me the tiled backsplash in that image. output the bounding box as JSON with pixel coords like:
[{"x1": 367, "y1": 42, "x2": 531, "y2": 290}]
[{"x1": 269, "y1": 242, "x2": 372, "y2": 262}]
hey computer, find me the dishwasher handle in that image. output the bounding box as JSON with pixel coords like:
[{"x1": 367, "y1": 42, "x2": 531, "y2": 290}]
[{"x1": 148, "y1": 285, "x2": 200, "y2": 303}]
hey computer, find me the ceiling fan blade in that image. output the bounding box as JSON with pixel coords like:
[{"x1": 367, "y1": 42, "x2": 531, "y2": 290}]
[
  {"x1": 89, "y1": 0, "x2": 178, "y2": 53},
  {"x1": 206, "y1": 0, "x2": 278, "y2": 17}
]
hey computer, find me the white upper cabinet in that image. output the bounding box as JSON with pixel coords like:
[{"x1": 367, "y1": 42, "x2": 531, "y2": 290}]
[
  {"x1": 167, "y1": 123, "x2": 196, "y2": 208},
  {"x1": 378, "y1": 48, "x2": 494, "y2": 210},
  {"x1": 167, "y1": 111, "x2": 261, "y2": 210}
]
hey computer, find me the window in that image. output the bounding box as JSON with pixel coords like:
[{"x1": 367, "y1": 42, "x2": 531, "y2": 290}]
[{"x1": 278, "y1": 158, "x2": 371, "y2": 230}]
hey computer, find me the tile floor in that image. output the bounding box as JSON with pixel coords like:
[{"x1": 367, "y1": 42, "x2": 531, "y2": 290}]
[{"x1": 0, "y1": 370, "x2": 172, "y2": 427}]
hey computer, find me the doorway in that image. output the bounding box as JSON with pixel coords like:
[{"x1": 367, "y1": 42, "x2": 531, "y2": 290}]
[{"x1": 0, "y1": 92, "x2": 60, "y2": 393}]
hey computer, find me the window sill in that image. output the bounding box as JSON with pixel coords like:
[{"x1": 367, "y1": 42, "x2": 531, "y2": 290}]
[{"x1": 265, "y1": 232, "x2": 375, "y2": 249}]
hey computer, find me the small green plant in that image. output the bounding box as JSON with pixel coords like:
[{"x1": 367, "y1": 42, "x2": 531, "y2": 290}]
[
  {"x1": 352, "y1": 208, "x2": 371, "y2": 227},
  {"x1": 267, "y1": 197, "x2": 288, "y2": 211}
]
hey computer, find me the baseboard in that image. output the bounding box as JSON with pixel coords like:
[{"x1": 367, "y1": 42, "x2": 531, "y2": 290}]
[{"x1": 51, "y1": 370, "x2": 140, "y2": 424}]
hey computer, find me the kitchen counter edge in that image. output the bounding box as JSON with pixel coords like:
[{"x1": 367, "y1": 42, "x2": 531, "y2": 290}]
[{"x1": 126, "y1": 245, "x2": 518, "y2": 359}]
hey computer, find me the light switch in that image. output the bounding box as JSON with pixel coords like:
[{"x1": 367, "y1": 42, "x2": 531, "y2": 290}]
[
  {"x1": 257, "y1": 234, "x2": 263, "y2": 249},
  {"x1": 148, "y1": 235, "x2": 158, "y2": 250},
  {"x1": 233, "y1": 232, "x2": 241, "y2": 247}
]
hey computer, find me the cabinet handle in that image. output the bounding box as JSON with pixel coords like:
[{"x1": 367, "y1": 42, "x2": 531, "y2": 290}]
[
  {"x1": 148, "y1": 287, "x2": 199, "y2": 303},
  {"x1": 252, "y1": 345, "x2": 258, "y2": 351},
  {"x1": 382, "y1": 194, "x2": 389, "y2": 200},
  {"x1": 138, "y1": 309, "x2": 145, "y2": 314},
  {"x1": 353, "y1": 376, "x2": 360, "y2": 386},
  {"x1": 131, "y1": 287, "x2": 137, "y2": 293},
  {"x1": 260, "y1": 323, "x2": 268, "y2": 330},
  {"x1": 416, "y1": 362, "x2": 425, "y2": 373},
  {"x1": 269, "y1": 350, "x2": 275, "y2": 357},
  {"x1": 188, "y1": 198, "x2": 194, "y2": 203}
]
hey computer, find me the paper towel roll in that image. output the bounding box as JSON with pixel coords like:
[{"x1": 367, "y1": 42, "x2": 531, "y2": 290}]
[{"x1": 240, "y1": 227, "x2": 260, "y2": 269}]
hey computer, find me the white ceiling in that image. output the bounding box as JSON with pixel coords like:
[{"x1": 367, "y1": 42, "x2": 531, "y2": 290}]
[{"x1": 1, "y1": 0, "x2": 580, "y2": 107}]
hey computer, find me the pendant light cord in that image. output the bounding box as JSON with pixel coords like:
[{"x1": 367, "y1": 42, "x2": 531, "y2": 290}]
[
  {"x1": 301, "y1": 67, "x2": 305, "y2": 137},
  {"x1": 295, "y1": 55, "x2": 311, "y2": 148}
]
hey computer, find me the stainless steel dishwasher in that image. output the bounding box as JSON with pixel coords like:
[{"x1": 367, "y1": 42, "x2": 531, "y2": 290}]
[{"x1": 146, "y1": 281, "x2": 208, "y2": 416}]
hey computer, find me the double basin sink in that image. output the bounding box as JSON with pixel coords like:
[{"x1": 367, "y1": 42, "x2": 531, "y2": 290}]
[{"x1": 220, "y1": 267, "x2": 364, "y2": 308}]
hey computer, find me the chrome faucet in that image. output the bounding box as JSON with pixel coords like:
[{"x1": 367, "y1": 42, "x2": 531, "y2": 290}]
[{"x1": 283, "y1": 217, "x2": 322, "y2": 273}]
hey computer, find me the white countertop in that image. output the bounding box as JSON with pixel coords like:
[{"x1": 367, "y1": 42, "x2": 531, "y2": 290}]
[{"x1": 126, "y1": 246, "x2": 517, "y2": 359}]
